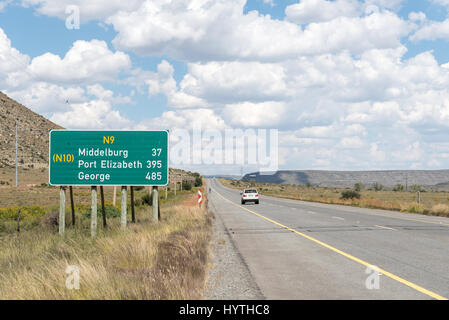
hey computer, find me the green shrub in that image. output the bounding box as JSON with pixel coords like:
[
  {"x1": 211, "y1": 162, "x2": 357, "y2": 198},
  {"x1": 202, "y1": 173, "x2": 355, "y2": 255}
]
[
  {"x1": 183, "y1": 181, "x2": 192, "y2": 191},
  {"x1": 81, "y1": 205, "x2": 121, "y2": 219},
  {"x1": 407, "y1": 204, "x2": 425, "y2": 214},
  {"x1": 0, "y1": 206, "x2": 47, "y2": 220},
  {"x1": 194, "y1": 176, "x2": 203, "y2": 187},
  {"x1": 141, "y1": 193, "x2": 152, "y2": 206},
  {"x1": 341, "y1": 190, "x2": 361, "y2": 200},
  {"x1": 373, "y1": 183, "x2": 383, "y2": 191}
]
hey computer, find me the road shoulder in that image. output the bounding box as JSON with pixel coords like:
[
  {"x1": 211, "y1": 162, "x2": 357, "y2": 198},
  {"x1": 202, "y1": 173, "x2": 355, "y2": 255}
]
[{"x1": 205, "y1": 201, "x2": 264, "y2": 300}]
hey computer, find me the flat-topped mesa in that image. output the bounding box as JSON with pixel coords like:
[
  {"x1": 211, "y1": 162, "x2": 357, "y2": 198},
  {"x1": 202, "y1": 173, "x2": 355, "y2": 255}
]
[{"x1": 242, "y1": 170, "x2": 449, "y2": 190}]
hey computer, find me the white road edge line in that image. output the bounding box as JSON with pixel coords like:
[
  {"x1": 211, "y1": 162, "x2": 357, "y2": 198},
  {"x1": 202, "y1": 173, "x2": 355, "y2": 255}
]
[{"x1": 332, "y1": 216, "x2": 345, "y2": 221}]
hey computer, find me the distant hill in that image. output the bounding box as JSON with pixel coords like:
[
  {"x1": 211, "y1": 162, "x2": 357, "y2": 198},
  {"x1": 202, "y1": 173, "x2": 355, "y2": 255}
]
[
  {"x1": 242, "y1": 170, "x2": 449, "y2": 190},
  {"x1": 0, "y1": 91, "x2": 63, "y2": 168}
]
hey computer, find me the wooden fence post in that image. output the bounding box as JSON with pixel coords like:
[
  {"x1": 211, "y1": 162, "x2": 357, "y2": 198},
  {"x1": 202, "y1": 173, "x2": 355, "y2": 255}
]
[
  {"x1": 59, "y1": 186, "x2": 66, "y2": 235},
  {"x1": 121, "y1": 186, "x2": 127, "y2": 228},
  {"x1": 91, "y1": 186, "x2": 97, "y2": 238}
]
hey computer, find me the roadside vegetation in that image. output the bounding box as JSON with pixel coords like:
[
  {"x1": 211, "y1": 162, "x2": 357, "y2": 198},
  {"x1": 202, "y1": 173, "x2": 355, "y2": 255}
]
[
  {"x1": 221, "y1": 178, "x2": 449, "y2": 218},
  {"x1": 0, "y1": 167, "x2": 212, "y2": 299}
]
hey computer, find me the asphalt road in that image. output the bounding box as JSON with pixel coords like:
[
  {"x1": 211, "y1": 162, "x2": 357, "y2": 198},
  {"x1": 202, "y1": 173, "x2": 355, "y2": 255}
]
[{"x1": 207, "y1": 178, "x2": 449, "y2": 300}]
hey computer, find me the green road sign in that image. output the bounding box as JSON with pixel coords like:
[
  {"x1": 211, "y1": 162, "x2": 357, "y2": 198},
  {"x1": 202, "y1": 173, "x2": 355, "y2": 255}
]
[{"x1": 49, "y1": 130, "x2": 169, "y2": 186}]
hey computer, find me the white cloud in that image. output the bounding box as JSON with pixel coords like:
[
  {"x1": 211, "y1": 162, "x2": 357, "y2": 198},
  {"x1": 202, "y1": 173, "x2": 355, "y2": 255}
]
[
  {"x1": 107, "y1": 0, "x2": 410, "y2": 62},
  {"x1": 5, "y1": 82, "x2": 85, "y2": 114},
  {"x1": 136, "y1": 109, "x2": 227, "y2": 131},
  {"x1": 50, "y1": 100, "x2": 131, "y2": 129},
  {"x1": 222, "y1": 101, "x2": 287, "y2": 127},
  {"x1": 429, "y1": 0, "x2": 449, "y2": 8},
  {"x1": 0, "y1": 28, "x2": 134, "y2": 128},
  {"x1": 285, "y1": 0, "x2": 360, "y2": 24},
  {"x1": 296, "y1": 125, "x2": 335, "y2": 138},
  {"x1": 369, "y1": 143, "x2": 386, "y2": 162},
  {"x1": 0, "y1": 28, "x2": 30, "y2": 86},
  {"x1": 143, "y1": 43, "x2": 449, "y2": 173},
  {"x1": 144, "y1": 60, "x2": 208, "y2": 109},
  {"x1": 87, "y1": 84, "x2": 132, "y2": 105},
  {"x1": 178, "y1": 61, "x2": 289, "y2": 104},
  {"x1": 338, "y1": 136, "x2": 365, "y2": 149},
  {"x1": 20, "y1": 0, "x2": 141, "y2": 22},
  {"x1": 408, "y1": 11, "x2": 426, "y2": 23},
  {"x1": 365, "y1": 0, "x2": 404, "y2": 11},
  {"x1": 108, "y1": 0, "x2": 302, "y2": 61},
  {"x1": 410, "y1": 19, "x2": 449, "y2": 42},
  {"x1": 27, "y1": 40, "x2": 131, "y2": 85}
]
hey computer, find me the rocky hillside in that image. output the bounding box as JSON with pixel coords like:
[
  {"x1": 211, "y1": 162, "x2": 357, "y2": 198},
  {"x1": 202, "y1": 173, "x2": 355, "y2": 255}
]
[
  {"x1": 0, "y1": 92, "x2": 63, "y2": 168},
  {"x1": 242, "y1": 170, "x2": 449, "y2": 190}
]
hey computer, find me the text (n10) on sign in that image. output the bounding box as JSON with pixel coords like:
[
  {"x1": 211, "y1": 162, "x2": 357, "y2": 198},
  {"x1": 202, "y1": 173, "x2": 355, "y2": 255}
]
[{"x1": 49, "y1": 130, "x2": 169, "y2": 186}]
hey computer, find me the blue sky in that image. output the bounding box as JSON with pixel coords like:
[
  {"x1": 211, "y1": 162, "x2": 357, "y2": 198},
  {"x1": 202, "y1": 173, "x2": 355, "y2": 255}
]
[{"x1": 1, "y1": 0, "x2": 449, "y2": 174}]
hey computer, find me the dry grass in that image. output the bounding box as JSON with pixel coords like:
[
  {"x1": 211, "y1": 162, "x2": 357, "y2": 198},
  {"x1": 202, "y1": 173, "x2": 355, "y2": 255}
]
[
  {"x1": 0, "y1": 194, "x2": 213, "y2": 300},
  {"x1": 430, "y1": 204, "x2": 449, "y2": 215},
  {"x1": 221, "y1": 179, "x2": 449, "y2": 218}
]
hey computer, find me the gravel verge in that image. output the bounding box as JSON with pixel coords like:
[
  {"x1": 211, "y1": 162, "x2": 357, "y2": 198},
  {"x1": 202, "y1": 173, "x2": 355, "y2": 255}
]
[{"x1": 204, "y1": 204, "x2": 264, "y2": 300}]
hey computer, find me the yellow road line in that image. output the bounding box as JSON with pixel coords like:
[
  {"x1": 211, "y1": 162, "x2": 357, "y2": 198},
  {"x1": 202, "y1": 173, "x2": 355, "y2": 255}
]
[{"x1": 214, "y1": 187, "x2": 448, "y2": 300}]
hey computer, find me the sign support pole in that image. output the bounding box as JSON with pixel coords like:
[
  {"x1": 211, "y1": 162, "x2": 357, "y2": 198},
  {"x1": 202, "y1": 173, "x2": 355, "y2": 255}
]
[
  {"x1": 152, "y1": 186, "x2": 159, "y2": 222},
  {"x1": 91, "y1": 186, "x2": 97, "y2": 238},
  {"x1": 100, "y1": 186, "x2": 107, "y2": 228},
  {"x1": 59, "y1": 186, "x2": 66, "y2": 235},
  {"x1": 69, "y1": 186, "x2": 75, "y2": 226},
  {"x1": 131, "y1": 186, "x2": 136, "y2": 223},
  {"x1": 121, "y1": 186, "x2": 127, "y2": 228}
]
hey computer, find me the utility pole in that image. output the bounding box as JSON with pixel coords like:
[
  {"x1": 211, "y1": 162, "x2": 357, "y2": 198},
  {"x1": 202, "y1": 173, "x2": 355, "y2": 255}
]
[{"x1": 15, "y1": 121, "x2": 18, "y2": 187}]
